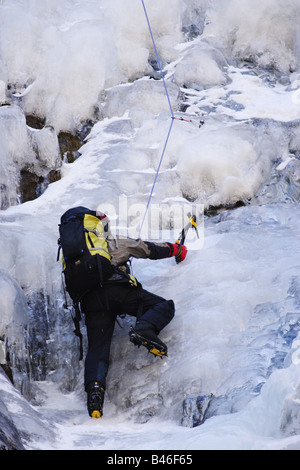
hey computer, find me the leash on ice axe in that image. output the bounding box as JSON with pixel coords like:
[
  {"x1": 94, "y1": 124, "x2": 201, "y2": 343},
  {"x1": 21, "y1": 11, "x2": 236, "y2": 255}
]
[{"x1": 174, "y1": 214, "x2": 199, "y2": 264}]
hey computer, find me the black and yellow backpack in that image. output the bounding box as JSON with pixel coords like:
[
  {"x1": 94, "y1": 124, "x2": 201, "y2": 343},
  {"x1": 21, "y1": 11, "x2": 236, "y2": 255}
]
[
  {"x1": 57, "y1": 206, "x2": 114, "y2": 303},
  {"x1": 57, "y1": 206, "x2": 114, "y2": 358}
]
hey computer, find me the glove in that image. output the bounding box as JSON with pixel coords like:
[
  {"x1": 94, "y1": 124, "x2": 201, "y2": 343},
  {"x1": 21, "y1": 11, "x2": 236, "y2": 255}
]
[{"x1": 168, "y1": 243, "x2": 187, "y2": 263}]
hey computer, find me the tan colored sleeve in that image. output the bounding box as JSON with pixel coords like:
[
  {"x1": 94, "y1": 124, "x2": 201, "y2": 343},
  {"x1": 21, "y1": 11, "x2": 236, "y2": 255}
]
[{"x1": 107, "y1": 237, "x2": 151, "y2": 266}]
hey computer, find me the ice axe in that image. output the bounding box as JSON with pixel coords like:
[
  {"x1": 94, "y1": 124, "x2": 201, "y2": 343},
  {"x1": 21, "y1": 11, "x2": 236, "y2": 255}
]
[{"x1": 175, "y1": 214, "x2": 199, "y2": 263}]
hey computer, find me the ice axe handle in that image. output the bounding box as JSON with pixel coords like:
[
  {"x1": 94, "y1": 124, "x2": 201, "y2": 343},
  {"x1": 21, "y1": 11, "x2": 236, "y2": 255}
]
[{"x1": 175, "y1": 215, "x2": 198, "y2": 246}]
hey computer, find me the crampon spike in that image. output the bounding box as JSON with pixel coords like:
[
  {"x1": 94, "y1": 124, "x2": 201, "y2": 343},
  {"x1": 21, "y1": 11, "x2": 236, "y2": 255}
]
[{"x1": 129, "y1": 327, "x2": 167, "y2": 358}]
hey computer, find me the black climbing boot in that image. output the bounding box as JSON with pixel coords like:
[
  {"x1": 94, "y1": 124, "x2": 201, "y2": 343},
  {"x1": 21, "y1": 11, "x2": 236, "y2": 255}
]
[
  {"x1": 87, "y1": 381, "x2": 105, "y2": 418},
  {"x1": 129, "y1": 326, "x2": 168, "y2": 357}
]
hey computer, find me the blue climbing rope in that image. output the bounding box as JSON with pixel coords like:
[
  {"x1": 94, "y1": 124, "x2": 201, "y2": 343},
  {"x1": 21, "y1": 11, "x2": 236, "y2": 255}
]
[
  {"x1": 140, "y1": 0, "x2": 174, "y2": 117},
  {"x1": 138, "y1": 118, "x2": 174, "y2": 239},
  {"x1": 138, "y1": 0, "x2": 175, "y2": 238}
]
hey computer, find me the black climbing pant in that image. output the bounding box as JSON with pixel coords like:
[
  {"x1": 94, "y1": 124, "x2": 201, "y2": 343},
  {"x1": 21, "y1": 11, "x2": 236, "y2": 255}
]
[{"x1": 80, "y1": 283, "x2": 175, "y2": 390}]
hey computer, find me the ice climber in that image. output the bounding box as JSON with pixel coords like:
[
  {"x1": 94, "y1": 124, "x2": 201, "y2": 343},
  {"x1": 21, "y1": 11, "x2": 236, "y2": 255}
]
[{"x1": 58, "y1": 206, "x2": 187, "y2": 418}]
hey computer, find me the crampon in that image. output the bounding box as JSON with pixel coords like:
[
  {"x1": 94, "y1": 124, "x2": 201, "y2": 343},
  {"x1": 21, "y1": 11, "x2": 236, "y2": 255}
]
[
  {"x1": 129, "y1": 327, "x2": 167, "y2": 358},
  {"x1": 87, "y1": 382, "x2": 104, "y2": 418}
]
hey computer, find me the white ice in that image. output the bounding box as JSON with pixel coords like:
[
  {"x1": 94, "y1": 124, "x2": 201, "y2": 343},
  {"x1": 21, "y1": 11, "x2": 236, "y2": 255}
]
[{"x1": 1, "y1": 0, "x2": 300, "y2": 451}]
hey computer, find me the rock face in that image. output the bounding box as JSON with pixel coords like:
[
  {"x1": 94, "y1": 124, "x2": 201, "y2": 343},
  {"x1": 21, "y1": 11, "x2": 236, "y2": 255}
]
[
  {"x1": 0, "y1": 370, "x2": 25, "y2": 450},
  {"x1": 0, "y1": 402, "x2": 25, "y2": 450},
  {"x1": 181, "y1": 394, "x2": 214, "y2": 428},
  {"x1": 0, "y1": 369, "x2": 56, "y2": 450},
  {"x1": 0, "y1": 103, "x2": 93, "y2": 209}
]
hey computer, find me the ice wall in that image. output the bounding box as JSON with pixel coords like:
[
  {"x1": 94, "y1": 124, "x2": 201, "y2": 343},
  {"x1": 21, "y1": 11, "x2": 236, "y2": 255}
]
[
  {"x1": 203, "y1": 0, "x2": 300, "y2": 73},
  {"x1": 0, "y1": 0, "x2": 300, "y2": 448},
  {"x1": 0, "y1": 0, "x2": 185, "y2": 132}
]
